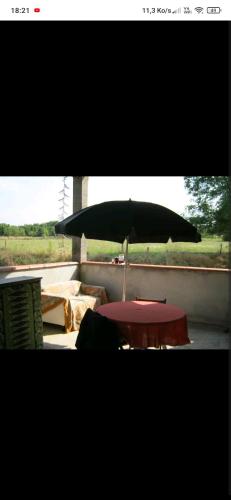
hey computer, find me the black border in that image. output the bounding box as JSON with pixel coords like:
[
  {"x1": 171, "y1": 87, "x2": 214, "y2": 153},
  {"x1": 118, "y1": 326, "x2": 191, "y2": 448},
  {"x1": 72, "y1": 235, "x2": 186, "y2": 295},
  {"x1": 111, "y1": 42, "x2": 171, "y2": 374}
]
[{"x1": 0, "y1": 21, "x2": 229, "y2": 176}]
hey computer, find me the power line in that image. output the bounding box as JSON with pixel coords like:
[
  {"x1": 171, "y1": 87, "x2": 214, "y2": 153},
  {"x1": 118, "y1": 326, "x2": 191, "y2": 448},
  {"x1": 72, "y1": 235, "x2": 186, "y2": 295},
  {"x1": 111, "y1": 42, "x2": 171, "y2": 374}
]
[
  {"x1": 58, "y1": 176, "x2": 70, "y2": 222},
  {"x1": 57, "y1": 176, "x2": 70, "y2": 260}
]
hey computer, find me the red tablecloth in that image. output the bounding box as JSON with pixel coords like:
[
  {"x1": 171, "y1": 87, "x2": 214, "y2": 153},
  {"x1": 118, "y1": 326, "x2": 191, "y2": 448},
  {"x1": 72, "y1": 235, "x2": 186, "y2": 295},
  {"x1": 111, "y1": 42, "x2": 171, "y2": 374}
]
[{"x1": 96, "y1": 301, "x2": 190, "y2": 348}]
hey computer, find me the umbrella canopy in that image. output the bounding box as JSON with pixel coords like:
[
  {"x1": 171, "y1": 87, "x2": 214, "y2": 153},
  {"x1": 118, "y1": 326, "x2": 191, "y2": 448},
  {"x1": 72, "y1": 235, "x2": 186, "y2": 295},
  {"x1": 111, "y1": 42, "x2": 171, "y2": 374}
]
[
  {"x1": 55, "y1": 199, "x2": 201, "y2": 244},
  {"x1": 55, "y1": 199, "x2": 201, "y2": 300}
]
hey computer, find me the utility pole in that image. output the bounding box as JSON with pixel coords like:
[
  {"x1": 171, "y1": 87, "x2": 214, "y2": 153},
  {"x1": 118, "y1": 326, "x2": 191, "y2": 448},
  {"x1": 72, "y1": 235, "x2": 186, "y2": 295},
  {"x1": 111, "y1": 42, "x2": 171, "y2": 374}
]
[
  {"x1": 58, "y1": 176, "x2": 70, "y2": 222},
  {"x1": 72, "y1": 176, "x2": 89, "y2": 262},
  {"x1": 58, "y1": 176, "x2": 70, "y2": 260}
]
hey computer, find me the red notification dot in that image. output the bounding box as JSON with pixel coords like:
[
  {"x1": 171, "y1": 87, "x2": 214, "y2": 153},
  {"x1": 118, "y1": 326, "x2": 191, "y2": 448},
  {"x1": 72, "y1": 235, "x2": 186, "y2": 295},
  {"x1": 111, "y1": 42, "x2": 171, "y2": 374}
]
[{"x1": 34, "y1": 8, "x2": 40, "y2": 12}]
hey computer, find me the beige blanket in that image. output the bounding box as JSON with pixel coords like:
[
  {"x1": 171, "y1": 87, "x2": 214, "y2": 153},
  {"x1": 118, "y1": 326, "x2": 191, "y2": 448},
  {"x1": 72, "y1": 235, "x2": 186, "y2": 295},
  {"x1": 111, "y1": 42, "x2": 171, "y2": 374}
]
[{"x1": 41, "y1": 281, "x2": 109, "y2": 333}]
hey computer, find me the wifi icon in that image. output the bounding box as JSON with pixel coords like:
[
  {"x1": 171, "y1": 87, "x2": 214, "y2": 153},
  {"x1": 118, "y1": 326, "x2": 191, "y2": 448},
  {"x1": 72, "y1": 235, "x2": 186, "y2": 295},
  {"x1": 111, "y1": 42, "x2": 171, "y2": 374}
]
[{"x1": 194, "y1": 7, "x2": 204, "y2": 13}]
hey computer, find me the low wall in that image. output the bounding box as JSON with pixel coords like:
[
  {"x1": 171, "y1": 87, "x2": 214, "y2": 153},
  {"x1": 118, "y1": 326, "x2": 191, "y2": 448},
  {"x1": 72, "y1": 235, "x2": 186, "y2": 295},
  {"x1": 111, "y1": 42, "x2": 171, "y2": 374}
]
[
  {"x1": 0, "y1": 260, "x2": 229, "y2": 327},
  {"x1": 0, "y1": 262, "x2": 79, "y2": 289},
  {"x1": 81, "y1": 262, "x2": 230, "y2": 328}
]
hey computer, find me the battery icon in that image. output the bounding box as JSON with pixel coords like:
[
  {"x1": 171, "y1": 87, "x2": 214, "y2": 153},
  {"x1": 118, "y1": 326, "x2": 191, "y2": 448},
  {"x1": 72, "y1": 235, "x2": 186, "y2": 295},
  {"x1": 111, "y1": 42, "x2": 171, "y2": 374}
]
[{"x1": 207, "y1": 7, "x2": 221, "y2": 13}]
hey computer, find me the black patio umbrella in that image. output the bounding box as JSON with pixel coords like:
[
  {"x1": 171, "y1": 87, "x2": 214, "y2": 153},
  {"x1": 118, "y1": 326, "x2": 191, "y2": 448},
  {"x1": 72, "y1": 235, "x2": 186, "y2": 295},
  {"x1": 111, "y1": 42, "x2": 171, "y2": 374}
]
[{"x1": 55, "y1": 199, "x2": 201, "y2": 300}]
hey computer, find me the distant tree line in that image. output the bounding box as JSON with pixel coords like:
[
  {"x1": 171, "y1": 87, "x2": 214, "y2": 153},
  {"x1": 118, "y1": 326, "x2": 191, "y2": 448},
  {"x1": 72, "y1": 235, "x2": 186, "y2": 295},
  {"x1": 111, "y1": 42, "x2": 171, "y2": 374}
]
[{"x1": 0, "y1": 221, "x2": 58, "y2": 237}]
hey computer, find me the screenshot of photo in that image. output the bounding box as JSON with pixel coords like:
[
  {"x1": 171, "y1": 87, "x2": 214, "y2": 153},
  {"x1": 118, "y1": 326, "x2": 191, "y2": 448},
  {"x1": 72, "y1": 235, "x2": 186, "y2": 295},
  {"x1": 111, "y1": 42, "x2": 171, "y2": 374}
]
[{"x1": 0, "y1": 0, "x2": 230, "y2": 20}]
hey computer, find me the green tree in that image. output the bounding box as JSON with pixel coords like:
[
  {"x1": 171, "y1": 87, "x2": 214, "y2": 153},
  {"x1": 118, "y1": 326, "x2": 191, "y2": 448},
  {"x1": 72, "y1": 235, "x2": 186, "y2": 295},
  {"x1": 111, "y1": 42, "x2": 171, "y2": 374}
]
[
  {"x1": 10, "y1": 226, "x2": 19, "y2": 236},
  {"x1": 24, "y1": 225, "x2": 34, "y2": 237},
  {"x1": 0, "y1": 223, "x2": 6, "y2": 236},
  {"x1": 18, "y1": 226, "x2": 26, "y2": 236},
  {"x1": 0, "y1": 220, "x2": 58, "y2": 238},
  {"x1": 0, "y1": 224, "x2": 11, "y2": 236},
  {"x1": 184, "y1": 176, "x2": 230, "y2": 240}
]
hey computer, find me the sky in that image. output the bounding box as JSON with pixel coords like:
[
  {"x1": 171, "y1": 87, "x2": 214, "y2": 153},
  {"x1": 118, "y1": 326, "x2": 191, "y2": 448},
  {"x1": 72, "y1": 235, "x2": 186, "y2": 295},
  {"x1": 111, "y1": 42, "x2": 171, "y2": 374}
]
[{"x1": 0, "y1": 176, "x2": 192, "y2": 226}]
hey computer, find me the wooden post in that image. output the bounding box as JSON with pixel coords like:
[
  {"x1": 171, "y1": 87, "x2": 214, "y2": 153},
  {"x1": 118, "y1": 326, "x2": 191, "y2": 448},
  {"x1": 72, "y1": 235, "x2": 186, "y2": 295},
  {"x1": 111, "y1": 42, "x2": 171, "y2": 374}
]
[{"x1": 72, "y1": 176, "x2": 89, "y2": 262}]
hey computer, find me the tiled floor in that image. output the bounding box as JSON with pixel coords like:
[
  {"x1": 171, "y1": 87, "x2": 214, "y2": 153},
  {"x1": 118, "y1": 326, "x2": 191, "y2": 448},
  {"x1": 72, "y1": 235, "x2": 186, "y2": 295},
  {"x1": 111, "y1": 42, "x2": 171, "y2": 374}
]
[{"x1": 42, "y1": 322, "x2": 229, "y2": 350}]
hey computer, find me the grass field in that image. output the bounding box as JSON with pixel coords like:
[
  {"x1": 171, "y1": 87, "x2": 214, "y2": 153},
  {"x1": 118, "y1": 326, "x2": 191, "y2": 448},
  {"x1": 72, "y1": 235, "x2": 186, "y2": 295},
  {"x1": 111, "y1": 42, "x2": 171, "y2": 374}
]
[{"x1": 0, "y1": 236, "x2": 229, "y2": 268}]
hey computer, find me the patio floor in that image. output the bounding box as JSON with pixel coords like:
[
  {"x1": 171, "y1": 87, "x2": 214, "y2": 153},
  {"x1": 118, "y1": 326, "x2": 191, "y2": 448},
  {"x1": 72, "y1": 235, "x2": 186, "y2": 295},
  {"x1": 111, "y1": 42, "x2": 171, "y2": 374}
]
[{"x1": 42, "y1": 322, "x2": 229, "y2": 350}]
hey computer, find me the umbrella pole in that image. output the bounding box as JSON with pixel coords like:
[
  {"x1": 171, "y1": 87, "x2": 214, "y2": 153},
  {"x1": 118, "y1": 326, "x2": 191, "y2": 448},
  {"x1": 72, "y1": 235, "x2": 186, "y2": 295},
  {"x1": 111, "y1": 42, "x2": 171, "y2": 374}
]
[{"x1": 122, "y1": 237, "x2": 129, "y2": 302}]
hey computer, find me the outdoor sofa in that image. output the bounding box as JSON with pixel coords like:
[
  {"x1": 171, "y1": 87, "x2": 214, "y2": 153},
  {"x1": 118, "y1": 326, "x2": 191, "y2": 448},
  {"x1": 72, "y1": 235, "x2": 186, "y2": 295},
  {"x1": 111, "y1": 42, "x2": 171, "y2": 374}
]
[{"x1": 41, "y1": 280, "x2": 109, "y2": 332}]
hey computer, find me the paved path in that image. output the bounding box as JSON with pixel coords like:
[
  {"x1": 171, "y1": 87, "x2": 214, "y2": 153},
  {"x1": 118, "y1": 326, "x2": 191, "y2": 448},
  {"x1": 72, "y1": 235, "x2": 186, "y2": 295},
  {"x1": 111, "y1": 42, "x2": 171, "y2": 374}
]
[{"x1": 43, "y1": 322, "x2": 229, "y2": 350}]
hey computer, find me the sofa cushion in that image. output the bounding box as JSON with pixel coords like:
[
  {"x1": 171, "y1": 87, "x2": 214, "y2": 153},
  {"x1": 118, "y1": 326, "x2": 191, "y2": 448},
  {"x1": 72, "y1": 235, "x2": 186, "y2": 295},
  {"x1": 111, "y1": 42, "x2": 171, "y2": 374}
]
[
  {"x1": 73, "y1": 294, "x2": 101, "y2": 309},
  {"x1": 42, "y1": 280, "x2": 82, "y2": 296}
]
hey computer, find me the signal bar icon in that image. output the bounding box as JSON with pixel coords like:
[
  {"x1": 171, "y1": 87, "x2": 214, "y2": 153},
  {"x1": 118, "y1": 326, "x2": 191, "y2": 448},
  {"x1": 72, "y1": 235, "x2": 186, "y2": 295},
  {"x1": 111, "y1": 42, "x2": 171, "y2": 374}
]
[{"x1": 172, "y1": 7, "x2": 181, "y2": 14}]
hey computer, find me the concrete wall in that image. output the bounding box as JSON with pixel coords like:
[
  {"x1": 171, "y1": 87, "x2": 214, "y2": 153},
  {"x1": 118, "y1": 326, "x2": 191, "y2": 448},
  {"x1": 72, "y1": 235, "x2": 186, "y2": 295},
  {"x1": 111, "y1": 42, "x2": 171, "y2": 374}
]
[
  {"x1": 0, "y1": 262, "x2": 79, "y2": 289},
  {"x1": 81, "y1": 262, "x2": 230, "y2": 328},
  {"x1": 0, "y1": 260, "x2": 229, "y2": 327}
]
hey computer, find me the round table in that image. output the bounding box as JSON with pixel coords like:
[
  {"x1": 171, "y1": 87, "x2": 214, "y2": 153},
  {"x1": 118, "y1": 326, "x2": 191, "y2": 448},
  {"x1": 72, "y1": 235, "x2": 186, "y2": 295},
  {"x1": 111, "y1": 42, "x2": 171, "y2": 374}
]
[{"x1": 96, "y1": 301, "x2": 190, "y2": 349}]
